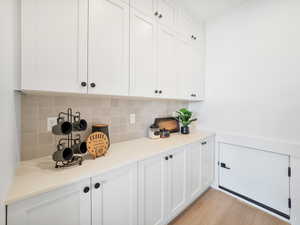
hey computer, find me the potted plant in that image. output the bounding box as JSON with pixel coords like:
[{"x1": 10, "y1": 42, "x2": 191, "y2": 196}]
[{"x1": 176, "y1": 108, "x2": 197, "y2": 134}]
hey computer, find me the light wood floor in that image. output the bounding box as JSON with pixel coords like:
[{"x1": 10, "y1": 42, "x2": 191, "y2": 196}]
[{"x1": 169, "y1": 189, "x2": 289, "y2": 225}]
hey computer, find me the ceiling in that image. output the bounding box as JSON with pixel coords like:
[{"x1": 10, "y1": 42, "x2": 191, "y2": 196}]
[{"x1": 177, "y1": 0, "x2": 248, "y2": 22}]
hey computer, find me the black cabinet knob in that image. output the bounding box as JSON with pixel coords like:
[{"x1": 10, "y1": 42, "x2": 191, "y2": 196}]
[
  {"x1": 94, "y1": 183, "x2": 101, "y2": 189},
  {"x1": 159, "y1": 14, "x2": 163, "y2": 18},
  {"x1": 90, "y1": 83, "x2": 96, "y2": 88},
  {"x1": 202, "y1": 141, "x2": 207, "y2": 145},
  {"x1": 81, "y1": 82, "x2": 87, "y2": 87},
  {"x1": 165, "y1": 156, "x2": 169, "y2": 161},
  {"x1": 159, "y1": 90, "x2": 162, "y2": 94},
  {"x1": 83, "y1": 186, "x2": 90, "y2": 193},
  {"x1": 155, "y1": 90, "x2": 158, "y2": 94},
  {"x1": 154, "y1": 11, "x2": 159, "y2": 16},
  {"x1": 169, "y1": 155, "x2": 173, "y2": 159}
]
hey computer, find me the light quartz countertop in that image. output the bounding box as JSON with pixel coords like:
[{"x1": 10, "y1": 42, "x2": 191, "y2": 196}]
[{"x1": 5, "y1": 131, "x2": 215, "y2": 205}]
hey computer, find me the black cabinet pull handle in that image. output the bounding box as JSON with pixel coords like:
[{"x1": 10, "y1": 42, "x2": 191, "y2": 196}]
[
  {"x1": 94, "y1": 183, "x2": 101, "y2": 189},
  {"x1": 90, "y1": 83, "x2": 96, "y2": 88},
  {"x1": 159, "y1": 14, "x2": 163, "y2": 18},
  {"x1": 154, "y1": 11, "x2": 159, "y2": 16},
  {"x1": 83, "y1": 186, "x2": 90, "y2": 193},
  {"x1": 155, "y1": 90, "x2": 158, "y2": 94},
  {"x1": 220, "y1": 163, "x2": 231, "y2": 170},
  {"x1": 159, "y1": 90, "x2": 162, "y2": 94},
  {"x1": 165, "y1": 156, "x2": 169, "y2": 160},
  {"x1": 81, "y1": 82, "x2": 87, "y2": 87},
  {"x1": 201, "y1": 141, "x2": 207, "y2": 145},
  {"x1": 169, "y1": 155, "x2": 173, "y2": 159}
]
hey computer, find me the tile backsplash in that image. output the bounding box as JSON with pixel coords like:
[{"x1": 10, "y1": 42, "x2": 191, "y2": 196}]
[{"x1": 21, "y1": 94, "x2": 188, "y2": 161}]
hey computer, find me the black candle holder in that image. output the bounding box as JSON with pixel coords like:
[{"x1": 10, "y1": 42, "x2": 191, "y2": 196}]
[{"x1": 52, "y1": 108, "x2": 88, "y2": 168}]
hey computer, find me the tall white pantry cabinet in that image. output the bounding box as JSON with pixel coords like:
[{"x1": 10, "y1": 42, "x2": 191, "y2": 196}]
[
  {"x1": 7, "y1": 138, "x2": 215, "y2": 225},
  {"x1": 21, "y1": 0, "x2": 205, "y2": 101}
]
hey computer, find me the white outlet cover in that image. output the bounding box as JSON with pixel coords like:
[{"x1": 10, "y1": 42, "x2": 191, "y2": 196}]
[
  {"x1": 130, "y1": 113, "x2": 136, "y2": 124},
  {"x1": 47, "y1": 117, "x2": 57, "y2": 132}
]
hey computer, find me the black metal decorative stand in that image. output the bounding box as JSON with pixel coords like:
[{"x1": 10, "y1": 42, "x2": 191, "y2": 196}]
[{"x1": 52, "y1": 108, "x2": 87, "y2": 168}]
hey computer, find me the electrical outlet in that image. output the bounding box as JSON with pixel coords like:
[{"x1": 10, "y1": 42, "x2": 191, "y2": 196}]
[
  {"x1": 47, "y1": 117, "x2": 57, "y2": 132},
  {"x1": 130, "y1": 113, "x2": 136, "y2": 124}
]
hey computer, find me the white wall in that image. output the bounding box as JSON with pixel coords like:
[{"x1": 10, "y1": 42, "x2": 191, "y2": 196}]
[
  {"x1": 191, "y1": 0, "x2": 300, "y2": 144},
  {"x1": 0, "y1": 0, "x2": 20, "y2": 224}
]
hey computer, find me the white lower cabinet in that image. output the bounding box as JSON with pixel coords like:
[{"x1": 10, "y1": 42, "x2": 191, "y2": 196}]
[
  {"x1": 202, "y1": 138, "x2": 215, "y2": 190},
  {"x1": 92, "y1": 163, "x2": 138, "y2": 225},
  {"x1": 186, "y1": 142, "x2": 203, "y2": 201},
  {"x1": 138, "y1": 154, "x2": 166, "y2": 225},
  {"x1": 7, "y1": 138, "x2": 215, "y2": 225},
  {"x1": 7, "y1": 178, "x2": 91, "y2": 225},
  {"x1": 165, "y1": 147, "x2": 187, "y2": 222}
]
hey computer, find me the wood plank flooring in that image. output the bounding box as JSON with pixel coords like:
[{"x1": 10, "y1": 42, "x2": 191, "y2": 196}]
[{"x1": 169, "y1": 189, "x2": 289, "y2": 225}]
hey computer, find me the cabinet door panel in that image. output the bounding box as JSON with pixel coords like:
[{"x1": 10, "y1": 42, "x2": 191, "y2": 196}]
[
  {"x1": 202, "y1": 139, "x2": 214, "y2": 190},
  {"x1": 187, "y1": 142, "x2": 202, "y2": 201},
  {"x1": 92, "y1": 163, "x2": 138, "y2": 225},
  {"x1": 21, "y1": 0, "x2": 88, "y2": 93},
  {"x1": 219, "y1": 143, "x2": 289, "y2": 216},
  {"x1": 130, "y1": 9, "x2": 157, "y2": 97},
  {"x1": 176, "y1": 37, "x2": 193, "y2": 100},
  {"x1": 157, "y1": 0, "x2": 175, "y2": 28},
  {"x1": 138, "y1": 155, "x2": 165, "y2": 225},
  {"x1": 131, "y1": 0, "x2": 156, "y2": 17},
  {"x1": 8, "y1": 179, "x2": 91, "y2": 225},
  {"x1": 157, "y1": 25, "x2": 177, "y2": 98},
  {"x1": 89, "y1": 0, "x2": 130, "y2": 96},
  {"x1": 166, "y1": 148, "x2": 187, "y2": 220},
  {"x1": 191, "y1": 49, "x2": 205, "y2": 100}
]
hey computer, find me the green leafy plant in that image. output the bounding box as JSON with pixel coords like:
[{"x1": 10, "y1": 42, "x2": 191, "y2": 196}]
[{"x1": 176, "y1": 108, "x2": 197, "y2": 127}]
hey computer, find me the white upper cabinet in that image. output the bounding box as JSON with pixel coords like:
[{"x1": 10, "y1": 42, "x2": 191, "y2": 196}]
[
  {"x1": 88, "y1": 0, "x2": 130, "y2": 96},
  {"x1": 190, "y1": 49, "x2": 205, "y2": 100},
  {"x1": 156, "y1": 0, "x2": 176, "y2": 28},
  {"x1": 7, "y1": 179, "x2": 91, "y2": 225},
  {"x1": 21, "y1": 0, "x2": 88, "y2": 93},
  {"x1": 157, "y1": 25, "x2": 177, "y2": 99},
  {"x1": 130, "y1": 9, "x2": 157, "y2": 98},
  {"x1": 92, "y1": 163, "x2": 138, "y2": 225},
  {"x1": 21, "y1": 0, "x2": 205, "y2": 101},
  {"x1": 176, "y1": 37, "x2": 193, "y2": 100}
]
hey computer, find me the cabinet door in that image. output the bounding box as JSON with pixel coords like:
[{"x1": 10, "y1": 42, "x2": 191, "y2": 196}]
[
  {"x1": 157, "y1": 25, "x2": 177, "y2": 99},
  {"x1": 186, "y1": 142, "x2": 203, "y2": 201},
  {"x1": 92, "y1": 163, "x2": 138, "y2": 225},
  {"x1": 138, "y1": 154, "x2": 166, "y2": 225},
  {"x1": 190, "y1": 48, "x2": 205, "y2": 101},
  {"x1": 131, "y1": 0, "x2": 156, "y2": 17},
  {"x1": 89, "y1": 0, "x2": 130, "y2": 96},
  {"x1": 176, "y1": 37, "x2": 193, "y2": 100},
  {"x1": 130, "y1": 9, "x2": 157, "y2": 98},
  {"x1": 21, "y1": 0, "x2": 88, "y2": 93},
  {"x1": 157, "y1": 0, "x2": 176, "y2": 28},
  {"x1": 165, "y1": 147, "x2": 187, "y2": 221},
  {"x1": 219, "y1": 143, "x2": 290, "y2": 216},
  {"x1": 202, "y1": 139, "x2": 214, "y2": 190},
  {"x1": 7, "y1": 179, "x2": 91, "y2": 225}
]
